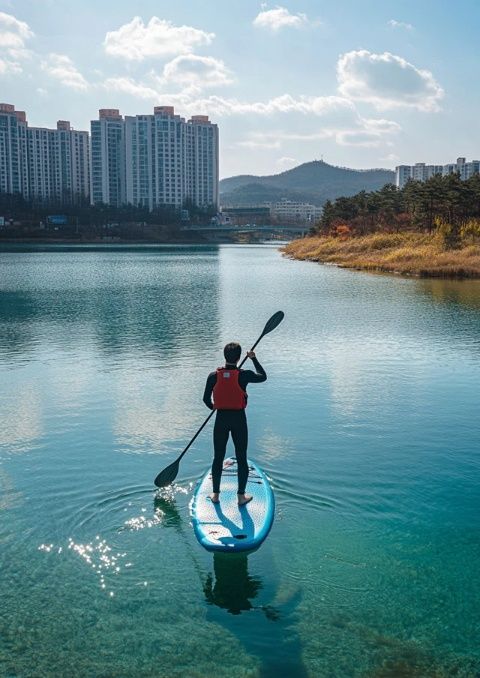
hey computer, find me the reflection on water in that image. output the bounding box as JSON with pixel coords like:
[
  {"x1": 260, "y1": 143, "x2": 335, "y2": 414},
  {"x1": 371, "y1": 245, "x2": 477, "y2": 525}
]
[
  {"x1": 203, "y1": 552, "x2": 308, "y2": 678},
  {"x1": 204, "y1": 553, "x2": 264, "y2": 615},
  {"x1": 420, "y1": 277, "x2": 480, "y2": 310},
  {"x1": 0, "y1": 383, "x2": 43, "y2": 452},
  {"x1": 0, "y1": 245, "x2": 221, "y2": 364},
  {"x1": 0, "y1": 245, "x2": 479, "y2": 677}
]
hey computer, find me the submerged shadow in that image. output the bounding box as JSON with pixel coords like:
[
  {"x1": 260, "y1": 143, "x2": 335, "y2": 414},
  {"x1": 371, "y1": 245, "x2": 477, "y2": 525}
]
[
  {"x1": 203, "y1": 552, "x2": 265, "y2": 615},
  {"x1": 204, "y1": 552, "x2": 309, "y2": 678},
  {"x1": 154, "y1": 493, "x2": 309, "y2": 677}
]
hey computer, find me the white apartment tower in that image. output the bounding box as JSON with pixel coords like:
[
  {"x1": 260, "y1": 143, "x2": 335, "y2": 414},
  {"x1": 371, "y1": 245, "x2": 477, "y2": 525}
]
[
  {"x1": 92, "y1": 106, "x2": 219, "y2": 210},
  {"x1": 0, "y1": 103, "x2": 90, "y2": 203},
  {"x1": 124, "y1": 106, "x2": 188, "y2": 210},
  {"x1": 1, "y1": 103, "x2": 219, "y2": 209},
  {"x1": 90, "y1": 109, "x2": 126, "y2": 207},
  {"x1": 0, "y1": 104, "x2": 27, "y2": 195},
  {"x1": 396, "y1": 157, "x2": 480, "y2": 189},
  {"x1": 186, "y1": 115, "x2": 219, "y2": 209},
  {"x1": 27, "y1": 120, "x2": 89, "y2": 203}
]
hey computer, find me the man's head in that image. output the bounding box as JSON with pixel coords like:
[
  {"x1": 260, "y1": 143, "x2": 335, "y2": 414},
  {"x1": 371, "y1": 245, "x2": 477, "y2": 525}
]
[{"x1": 224, "y1": 342, "x2": 241, "y2": 365}]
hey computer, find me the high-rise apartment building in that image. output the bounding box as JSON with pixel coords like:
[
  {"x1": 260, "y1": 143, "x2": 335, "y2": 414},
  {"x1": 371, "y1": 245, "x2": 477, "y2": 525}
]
[
  {"x1": 0, "y1": 103, "x2": 24, "y2": 195},
  {"x1": 187, "y1": 115, "x2": 219, "y2": 209},
  {"x1": 124, "y1": 106, "x2": 188, "y2": 210},
  {"x1": 92, "y1": 106, "x2": 219, "y2": 210},
  {"x1": 0, "y1": 103, "x2": 90, "y2": 203},
  {"x1": 1, "y1": 103, "x2": 219, "y2": 210},
  {"x1": 91, "y1": 109, "x2": 126, "y2": 207},
  {"x1": 27, "y1": 120, "x2": 90, "y2": 203},
  {"x1": 396, "y1": 157, "x2": 480, "y2": 189}
]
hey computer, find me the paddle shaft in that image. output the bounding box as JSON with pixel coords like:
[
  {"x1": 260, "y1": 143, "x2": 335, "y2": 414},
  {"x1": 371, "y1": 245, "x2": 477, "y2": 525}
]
[{"x1": 175, "y1": 332, "x2": 268, "y2": 464}]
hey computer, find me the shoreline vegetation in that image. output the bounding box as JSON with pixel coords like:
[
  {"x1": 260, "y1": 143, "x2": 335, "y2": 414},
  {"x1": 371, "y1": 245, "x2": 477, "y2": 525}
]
[
  {"x1": 284, "y1": 173, "x2": 480, "y2": 278},
  {"x1": 283, "y1": 232, "x2": 480, "y2": 278}
]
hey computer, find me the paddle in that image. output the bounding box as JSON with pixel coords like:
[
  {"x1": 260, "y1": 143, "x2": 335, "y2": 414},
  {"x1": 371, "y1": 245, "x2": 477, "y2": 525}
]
[{"x1": 154, "y1": 311, "x2": 285, "y2": 488}]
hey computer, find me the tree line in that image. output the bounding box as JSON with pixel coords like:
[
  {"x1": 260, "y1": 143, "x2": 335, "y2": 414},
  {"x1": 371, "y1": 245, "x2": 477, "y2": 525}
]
[
  {"x1": 317, "y1": 173, "x2": 480, "y2": 247},
  {"x1": 0, "y1": 193, "x2": 216, "y2": 228}
]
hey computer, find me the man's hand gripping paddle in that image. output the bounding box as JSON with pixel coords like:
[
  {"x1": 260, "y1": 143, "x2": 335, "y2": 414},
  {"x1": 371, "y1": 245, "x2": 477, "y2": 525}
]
[{"x1": 153, "y1": 311, "x2": 284, "y2": 488}]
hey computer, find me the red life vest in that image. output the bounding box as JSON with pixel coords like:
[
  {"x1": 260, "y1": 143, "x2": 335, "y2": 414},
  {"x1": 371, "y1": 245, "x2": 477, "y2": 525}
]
[{"x1": 212, "y1": 368, "x2": 247, "y2": 410}]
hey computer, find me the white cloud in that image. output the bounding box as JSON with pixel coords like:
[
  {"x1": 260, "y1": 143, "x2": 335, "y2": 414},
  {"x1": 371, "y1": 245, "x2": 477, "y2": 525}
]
[
  {"x1": 99, "y1": 79, "x2": 359, "y2": 118},
  {"x1": 189, "y1": 94, "x2": 357, "y2": 117},
  {"x1": 253, "y1": 6, "x2": 308, "y2": 31},
  {"x1": 236, "y1": 113, "x2": 400, "y2": 150},
  {"x1": 337, "y1": 50, "x2": 444, "y2": 111},
  {"x1": 41, "y1": 53, "x2": 88, "y2": 91},
  {"x1": 362, "y1": 118, "x2": 402, "y2": 135},
  {"x1": 104, "y1": 16, "x2": 214, "y2": 61},
  {"x1": 336, "y1": 131, "x2": 387, "y2": 147},
  {"x1": 382, "y1": 153, "x2": 400, "y2": 163},
  {"x1": 388, "y1": 19, "x2": 414, "y2": 31},
  {"x1": 100, "y1": 73, "x2": 400, "y2": 149},
  {"x1": 103, "y1": 76, "x2": 158, "y2": 99},
  {"x1": 276, "y1": 156, "x2": 298, "y2": 169},
  {"x1": 161, "y1": 55, "x2": 233, "y2": 90},
  {"x1": 0, "y1": 11, "x2": 33, "y2": 72},
  {"x1": 0, "y1": 58, "x2": 22, "y2": 74},
  {"x1": 0, "y1": 11, "x2": 33, "y2": 49},
  {"x1": 237, "y1": 137, "x2": 282, "y2": 149}
]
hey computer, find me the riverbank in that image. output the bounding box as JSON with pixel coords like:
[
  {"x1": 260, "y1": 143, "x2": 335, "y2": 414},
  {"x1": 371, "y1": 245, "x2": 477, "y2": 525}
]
[
  {"x1": 0, "y1": 237, "x2": 206, "y2": 246},
  {"x1": 283, "y1": 232, "x2": 480, "y2": 278}
]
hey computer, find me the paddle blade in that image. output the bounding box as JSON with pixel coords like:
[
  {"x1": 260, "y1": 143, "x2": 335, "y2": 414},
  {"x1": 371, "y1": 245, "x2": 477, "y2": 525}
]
[
  {"x1": 261, "y1": 311, "x2": 284, "y2": 338},
  {"x1": 154, "y1": 459, "x2": 180, "y2": 488}
]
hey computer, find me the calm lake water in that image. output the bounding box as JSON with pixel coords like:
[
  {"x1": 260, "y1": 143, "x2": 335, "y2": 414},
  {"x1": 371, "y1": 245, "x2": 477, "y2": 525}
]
[{"x1": 0, "y1": 244, "x2": 479, "y2": 678}]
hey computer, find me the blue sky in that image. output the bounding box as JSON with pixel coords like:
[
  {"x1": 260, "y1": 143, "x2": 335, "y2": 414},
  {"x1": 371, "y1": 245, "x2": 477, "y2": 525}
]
[{"x1": 0, "y1": 1, "x2": 478, "y2": 178}]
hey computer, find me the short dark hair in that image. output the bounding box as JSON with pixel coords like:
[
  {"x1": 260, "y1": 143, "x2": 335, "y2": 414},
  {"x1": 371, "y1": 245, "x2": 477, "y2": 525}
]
[{"x1": 224, "y1": 342, "x2": 241, "y2": 364}]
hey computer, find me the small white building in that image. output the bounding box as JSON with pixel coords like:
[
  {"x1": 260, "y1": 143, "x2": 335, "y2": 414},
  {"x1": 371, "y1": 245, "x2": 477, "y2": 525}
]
[{"x1": 269, "y1": 199, "x2": 322, "y2": 223}]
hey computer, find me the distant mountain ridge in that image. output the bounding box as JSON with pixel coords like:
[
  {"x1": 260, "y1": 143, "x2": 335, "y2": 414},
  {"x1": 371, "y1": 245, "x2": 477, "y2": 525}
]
[{"x1": 220, "y1": 160, "x2": 395, "y2": 207}]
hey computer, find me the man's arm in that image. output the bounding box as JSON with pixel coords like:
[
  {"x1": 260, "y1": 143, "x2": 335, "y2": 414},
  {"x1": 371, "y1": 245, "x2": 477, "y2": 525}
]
[
  {"x1": 243, "y1": 352, "x2": 267, "y2": 383},
  {"x1": 203, "y1": 372, "x2": 217, "y2": 409}
]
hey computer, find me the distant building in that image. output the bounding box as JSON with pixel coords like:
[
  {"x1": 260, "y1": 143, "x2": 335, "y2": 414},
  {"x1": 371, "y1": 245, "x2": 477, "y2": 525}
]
[
  {"x1": 218, "y1": 200, "x2": 322, "y2": 225},
  {"x1": 395, "y1": 157, "x2": 480, "y2": 189},
  {"x1": 0, "y1": 104, "x2": 24, "y2": 195},
  {"x1": 91, "y1": 109, "x2": 126, "y2": 207},
  {"x1": 92, "y1": 106, "x2": 219, "y2": 210},
  {"x1": 27, "y1": 120, "x2": 90, "y2": 203},
  {"x1": 269, "y1": 199, "x2": 322, "y2": 223},
  {"x1": 1, "y1": 103, "x2": 219, "y2": 211},
  {"x1": 0, "y1": 103, "x2": 89, "y2": 203},
  {"x1": 219, "y1": 206, "x2": 271, "y2": 224},
  {"x1": 187, "y1": 115, "x2": 219, "y2": 210}
]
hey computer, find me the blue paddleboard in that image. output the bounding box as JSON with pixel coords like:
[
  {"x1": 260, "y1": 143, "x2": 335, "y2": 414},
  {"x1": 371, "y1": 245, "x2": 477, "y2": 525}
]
[{"x1": 190, "y1": 457, "x2": 275, "y2": 552}]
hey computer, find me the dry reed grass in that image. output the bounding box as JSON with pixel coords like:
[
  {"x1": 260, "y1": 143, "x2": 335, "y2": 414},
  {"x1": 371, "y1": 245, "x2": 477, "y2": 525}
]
[{"x1": 283, "y1": 233, "x2": 480, "y2": 278}]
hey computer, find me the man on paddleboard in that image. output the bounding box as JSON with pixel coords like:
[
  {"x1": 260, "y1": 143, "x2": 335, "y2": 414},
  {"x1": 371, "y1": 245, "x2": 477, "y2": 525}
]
[{"x1": 203, "y1": 342, "x2": 267, "y2": 505}]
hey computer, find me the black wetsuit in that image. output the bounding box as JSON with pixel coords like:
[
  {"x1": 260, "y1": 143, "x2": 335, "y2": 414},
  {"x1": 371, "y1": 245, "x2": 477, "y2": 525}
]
[{"x1": 203, "y1": 358, "x2": 267, "y2": 494}]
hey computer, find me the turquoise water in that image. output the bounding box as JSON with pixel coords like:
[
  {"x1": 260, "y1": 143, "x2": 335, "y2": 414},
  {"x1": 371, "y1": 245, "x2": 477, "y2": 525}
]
[{"x1": 0, "y1": 244, "x2": 479, "y2": 677}]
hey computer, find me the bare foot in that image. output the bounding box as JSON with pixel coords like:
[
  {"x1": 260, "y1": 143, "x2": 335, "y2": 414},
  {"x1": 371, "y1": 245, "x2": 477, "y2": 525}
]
[
  {"x1": 237, "y1": 493, "x2": 253, "y2": 506},
  {"x1": 209, "y1": 493, "x2": 220, "y2": 504}
]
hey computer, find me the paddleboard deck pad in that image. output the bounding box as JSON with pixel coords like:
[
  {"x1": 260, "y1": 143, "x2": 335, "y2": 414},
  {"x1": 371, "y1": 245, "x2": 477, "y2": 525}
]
[{"x1": 190, "y1": 457, "x2": 275, "y2": 552}]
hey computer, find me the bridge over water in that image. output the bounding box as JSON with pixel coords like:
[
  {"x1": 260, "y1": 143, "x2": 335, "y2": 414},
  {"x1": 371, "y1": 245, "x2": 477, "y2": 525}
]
[{"x1": 181, "y1": 223, "x2": 309, "y2": 240}]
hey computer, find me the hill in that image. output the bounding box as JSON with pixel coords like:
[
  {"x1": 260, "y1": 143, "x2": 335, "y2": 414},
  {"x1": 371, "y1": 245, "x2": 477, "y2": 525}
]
[{"x1": 220, "y1": 160, "x2": 394, "y2": 207}]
